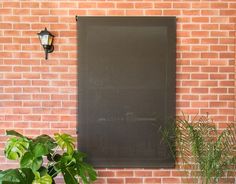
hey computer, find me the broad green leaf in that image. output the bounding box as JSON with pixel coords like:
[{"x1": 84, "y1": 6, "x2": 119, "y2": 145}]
[
  {"x1": 73, "y1": 150, "x2": 87, "y2": 162},
  {"x1": 56, "y1": 153, "x2": 78, "y2": 184},
  {"x1": 20, "y1": 152, "x2": 43, "y2": 171},
  {"x1": 4, "y1": 137, "x2": 29, "y2": 160},
  {"x1": 33, "y1": 135, "x2": 57, "y2": 153},
  {"x1": 32, "y1": 143, "x2": 49, "y2": 158},
  {"x1": 0, "y1": 168, "x2": 34, "y2": 184},
  {"x1": 61, "y1": 167, "x2": 78, "y2": 184},
  {"x1": 6, "y1": 130, "x2": 24, "y2": 138},
  {"x1": 38, "y1": 167, "x2": 47, "y2": 177},
  {"x1": 60, "y1": 153, "x2": 75, "y2": 167},
  {"x1": 73, "y1": 151, "x2": 97, "y2": 183},
  {"x1": 54, "y1": 133, "x2": 75, "y2": 155},
  {"x1": 32, "y1": 173, "x2": 52, "y2": 184},
  {"x1": 79, "y1": 163, "x2": 97, "y2": 184}
]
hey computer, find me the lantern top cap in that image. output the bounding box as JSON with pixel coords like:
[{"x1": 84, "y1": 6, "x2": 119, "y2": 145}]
[{"x1": 37, "y1": 27, "x2": 54, "y2": 37}]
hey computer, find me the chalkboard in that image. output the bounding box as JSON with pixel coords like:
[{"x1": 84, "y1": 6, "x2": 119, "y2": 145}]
[{"x1": 77, "y1": 17, "x2": 176, "y2": 168}]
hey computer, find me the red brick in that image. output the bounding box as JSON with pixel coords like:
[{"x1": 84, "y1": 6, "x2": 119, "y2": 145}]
[
  {"x1": 117, "y1": 3, "x2": 134, "y2": 8},
  {"x1": 220, "y1": 38, "x2": 234, "y2": 44},
  {"x1": 153, "y1": 171, "x2": 170, "y2": 176},
  {"x1": 201, "y1": 53, "x2": 218, "y2": 58},
  {"x1": 181, "y1": 38, "x2": 199, "y2": 44},
  {"x1": 173, "y1": 3, "x2": 190, "y2": 9},
  {"x1": 3, "y1": 2, "x2": 20, "y2": 8},
  {"x1": 191, "y1": 45, "x2": 208, "y2": 51},
  {"x1": 0, "y1": 9, "x2": 12, "y2": 14},
  {"x1": 135, "y1": 3, "x2": 153, "y2": 9},
  {"x1": 183, "y1": 24, "x2": 200, "y2": 30},
  {"x1": 212, "y1": 3, "x2": 228, "y2": 8},
  {"x1": 220, "y1": 53, "x2": 235, "y2": 58},
  {"x1": 116, "y1": 171, "x2": 133, "y2": 177},
  {"x1": 135, "y1": 171, "x2": 152, "y2": 177},
  {"x1": 3, "y1": 16, "x2": 20, "y2": 22},
  {"x1": 13, "y1": 9, "x2": 30, "y2": 15},
  {"x1": 192, "y1": 102, "x2": 208, "y2": 108},
  {"x1": 192, "y1": 2, "x2": 210, "y2": 8},
  {"x1": 145, "y1": 10, "x2": 162, "y2": 15},
  {"x1": 21, "y1": 2, "x2": 39, "y2": 8},
  {"x1": 219, "y1": 95, "x2": 235, "y2": 100},
  {"x1": 41, "y1": 17, "x2": 58, "y2": 23},
  {"x1": 182, "y1": 67, "x2": 199, "y2": 72},
  {"x1": 201, "y1": 38, "x2": 218, "y2": 44},
  {"x1": 163, "y1": 10, "x2": 181, "y2": 15},
  {"x1": 182, "y1": 53, "x2": 200, "y2": 58},
  {"x1": 24, "y1": 115, "x2": 41, "y2": 121},
  {"x1": 51, "y1": 10, "x2": 69, "y2": 16},
  {"x1": 220, "y1": 24, "x2": 235, "y2": 30},
  {"x1": 177, "y1": 74, "x2": 190, "y2": 80},
  {"x1": 163, "y1": 177, "x2": 181, "y2": 183},
  {"x1": 210, "y1": 74, "x2": 227, "y2": 79},
  {"x1": 107, "y1": 178, "x2": 124, "y2": 183},
  {"x1": 182, "y1": 95, "x2": 199, "y2": 100},
  {"x1": 211, "y1": 88, "x2": 227, "y2": 93},
  {"x1": 59, "y1": 2, "x2": 76, "y2": 8},
  {"x1": 202, "y1": 10, "x2": 219, "y2": 16},
  {"x1": 210, "y1": 102, "x2": 227, "y2": 108},
  {"x1": 97, "y1": 3, "x2": 115, "y2": 8},
  {"x1": 183, "y1": 10, "x2": 200, "y2": 16},
  {"x1": 219, "y1": 67, "x2": 234, "y2": 72},
  {"x1": 13, "y1": 122, "x2": 30, "y2": 129},
  {"x1": 154, "y1": 3, "x2": 171, "y2": 8},
  {"x1": 220, "y1": 10, "x2": 236, "y2": 16},
  {"x1": 41, "y1": 2, "x2": 58, "y2": 8},
  {"x1": 192, "y1": 88, "x2": 209, "y2": 93},
  {"x1": 182, "y1": 81, "x2": 199, "y2": 86},
  {"x1": 201, "y1": 24, "x2": 219, "y2": 30},
  {"x1": 87, "y1": 10, "x2": 106, "y2": 16},
  {"x1": 210, "y1": 45, "x2": 227, "y2": 51},
  {"x1": 145, "y1": 178, "x2": 161, "y2": 183},
  {"x1": 200, "y1": 81, "x2": 217, "y2": 86},
  {"x1": 229, "y1": 3, "x2": 236, "y2": 8},
  {"x1": 0, "y1": 66, "x2": 12, "y2": 72},
  {"x1": 108, "y1": 10, "x2": 125, "y2": 15},
  {"x1": 126, "y1": 10, "x2": 143, "y2": 15},
  {"x1": 172, "y1": 170, "x2": 188, "y2": 177},
  {"x1": 42, "y1": 115, "x2": 59, "y2": 121},
  {"x1": 13, "y1": 37, "x2": 30, "y2": 44},
  {"x1": 78, "y1": 2, "x2": 96, "y2": 8},
  {"x1": 192, "y1": 17, "x2": 209, "y2": 22},
  {"x1": 125, "y1": 178, "x2": 143, "y2": 183},
  {"x1": 0, "y1": 38, "x2": 12, "y2": 43},
  {"x1": 31, "y1": 9, "x2": 49, "y2": 15}
]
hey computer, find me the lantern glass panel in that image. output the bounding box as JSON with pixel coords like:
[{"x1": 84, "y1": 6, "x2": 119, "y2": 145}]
[
  {"x1": 48, "y1": 36, "x2": 53, "y2": 45},
  {"x1": 40, "y1": 35, "x2": 49, "y2": 45}
]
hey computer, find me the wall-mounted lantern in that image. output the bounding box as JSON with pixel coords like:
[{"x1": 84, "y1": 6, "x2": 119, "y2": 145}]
[{"x1": 37, "y1": 28, "x2": 54, "y2": 60}]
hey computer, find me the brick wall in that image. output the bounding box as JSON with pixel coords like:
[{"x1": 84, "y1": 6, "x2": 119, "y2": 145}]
[{"x1": 0, "y1": 0, "x2": 235, "y2": 183}]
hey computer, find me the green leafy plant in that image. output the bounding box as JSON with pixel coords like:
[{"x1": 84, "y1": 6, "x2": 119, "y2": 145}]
[
  {"x1": 0, "y1": 131, "x2": 97, "y2": 184},
  {"x1": 161, "y1": 114, "x2": 236, "y2": 184}
]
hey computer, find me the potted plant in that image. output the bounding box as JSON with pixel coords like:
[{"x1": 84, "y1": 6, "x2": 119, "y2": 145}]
[
  {"x1": 0, "y1": 130, "x2": 97, "y2": 184},
  {"x1": 161, "y1": 114, "x2": 236, "y2": 184}
]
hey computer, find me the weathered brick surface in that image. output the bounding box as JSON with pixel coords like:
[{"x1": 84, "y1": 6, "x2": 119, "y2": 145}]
[{"x1": 0, "y1": 0, "x2": 235, "y2": 183}]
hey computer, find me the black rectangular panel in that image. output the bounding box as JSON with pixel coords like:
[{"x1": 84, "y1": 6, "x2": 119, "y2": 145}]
[{"x1": 77, "y1": 17, "x2": 176, "y2": 168}]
